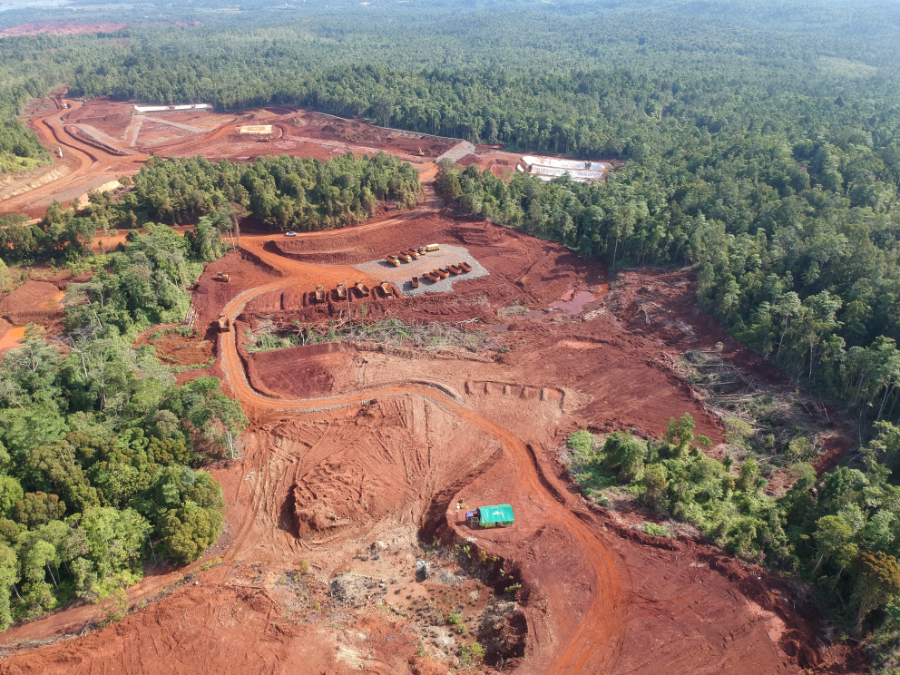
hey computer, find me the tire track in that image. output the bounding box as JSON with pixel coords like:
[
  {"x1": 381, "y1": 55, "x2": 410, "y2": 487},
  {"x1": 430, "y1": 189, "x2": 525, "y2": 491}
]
[{"x1": 218, "y1": 237, "x2": 626, "y2": 674}]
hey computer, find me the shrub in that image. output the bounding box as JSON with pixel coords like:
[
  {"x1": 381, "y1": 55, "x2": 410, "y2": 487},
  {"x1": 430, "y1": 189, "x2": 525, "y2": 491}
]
[
  {"x1": 644, "y1": 522, "x2": 673, "y2": 538},
  {"x1": 567, "y1": 430, "x2": 594, "y2": 454}
]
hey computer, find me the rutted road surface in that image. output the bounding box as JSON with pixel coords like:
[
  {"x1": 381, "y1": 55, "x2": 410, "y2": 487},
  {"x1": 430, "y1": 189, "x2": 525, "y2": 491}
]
[{"x1": 216, "y1": 274, "x2": 626, "y2": 674}]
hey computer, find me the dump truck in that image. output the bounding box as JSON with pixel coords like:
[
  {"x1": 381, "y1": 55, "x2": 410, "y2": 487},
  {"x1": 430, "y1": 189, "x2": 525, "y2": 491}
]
[
  {"x1": 418, "y1": 246, "x2": 428, "y2": 255},
  {"x1": 380, "y1": 280, "x2": 395, "y2": 298},
  {"x1": 411, "y1": 276, "x2": 419, "y2": 289},
  {"x1": 217, "y1": 314, "x2": 231, "y2": 332},
  {"x1": 314, "y1": 285, "x2": 326, "y2": 303},
  {"x1": 215, "y1": 272, "x2": 230, "y2": 283},
  {"x1": 397, "y1": 252, "x2": 412, "y2": 263},
  {"x1": 425, "y1": 244, "x2": 440, "y2": 252},
  {"x1": 385, "y1": 255, "x2": 400, "y2": 267},
  {"x1": 354, "y1": 281, "x2": 370, "y2": 297},
  {"x1": 434, "y1": 268, "x2": 450, "y2": 279},
  {"x1": 335, "y1": 282, "x2": 347, "y2": 300},
  {"x1": 458, "y1": 262, "x2": 473, "y2": 273},
  {"x1": 466, "y1": 504, "x2": 515, "y2": 529},
  {"x1": 447, "y1": 264, "x2": 462, "y2": 275},
  {"x1": 423, "y1": 272, "x2": 440, "y2": 282},
  {"x1": 404, "y1": 248, "x2": 421, "y2": 259}
]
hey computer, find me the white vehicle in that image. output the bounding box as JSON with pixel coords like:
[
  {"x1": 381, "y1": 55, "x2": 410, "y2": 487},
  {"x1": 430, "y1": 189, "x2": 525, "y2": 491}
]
[{"x1": 285, "y1": 231, "x2": 298, "y2": 237}]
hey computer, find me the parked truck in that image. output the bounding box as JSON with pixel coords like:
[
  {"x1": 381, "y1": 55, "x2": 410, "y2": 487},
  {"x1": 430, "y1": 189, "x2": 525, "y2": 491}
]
[{"x1": 217, "y1": 314, "x2": 231, "y2": 332}]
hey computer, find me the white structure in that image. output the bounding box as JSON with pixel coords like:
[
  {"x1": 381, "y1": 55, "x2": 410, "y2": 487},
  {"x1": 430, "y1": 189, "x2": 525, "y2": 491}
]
[
  {"x1": 133, "y1": 103, "x2": 212, "y2": 113},
  {"x1": 520, "y1": 155, "x2": 605, "y2": 183},
  {"x1": 238, "y1": 125, "x2": 272, "y2": 135}
]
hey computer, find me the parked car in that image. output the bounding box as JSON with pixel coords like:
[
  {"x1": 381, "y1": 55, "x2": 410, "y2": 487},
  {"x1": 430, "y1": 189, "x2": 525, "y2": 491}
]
[{"x1": 285, "y1": 231, "x2": 298, "y2": 237}]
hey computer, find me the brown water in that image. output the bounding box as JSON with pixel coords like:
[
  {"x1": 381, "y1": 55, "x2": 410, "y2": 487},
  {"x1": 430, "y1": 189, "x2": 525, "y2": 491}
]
[
  {"x1": 0, "y1": 326, "x2": 26, "y2": 351},
  {"x1": 550, "y1": 291, "x2": 598, "y2": 314}
]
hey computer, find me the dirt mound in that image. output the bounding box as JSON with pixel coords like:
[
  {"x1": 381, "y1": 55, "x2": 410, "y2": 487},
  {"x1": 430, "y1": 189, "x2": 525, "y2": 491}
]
[{"x1": 0, "y1": 281, "x2": 63, "y2": 327}]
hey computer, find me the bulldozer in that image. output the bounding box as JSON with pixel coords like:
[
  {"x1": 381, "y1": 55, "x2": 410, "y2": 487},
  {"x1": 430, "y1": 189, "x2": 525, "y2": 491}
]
[
  {"x1": 215, "y1": 272, "x2": 230, "y2": 283},
  {"x1": 217, "y1": 314, "x2": 231, "y2": 332}
]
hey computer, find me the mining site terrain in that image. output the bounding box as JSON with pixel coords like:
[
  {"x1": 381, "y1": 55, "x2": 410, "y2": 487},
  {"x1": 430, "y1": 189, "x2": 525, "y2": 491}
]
[{"x1": 0, "y1": 94, "x2": 863, "y2": 674}]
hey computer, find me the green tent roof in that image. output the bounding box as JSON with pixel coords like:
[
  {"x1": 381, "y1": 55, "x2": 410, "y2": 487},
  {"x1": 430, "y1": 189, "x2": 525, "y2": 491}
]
[{"x1": 479, "y1": 504, "x2": 515, "y2": 524}]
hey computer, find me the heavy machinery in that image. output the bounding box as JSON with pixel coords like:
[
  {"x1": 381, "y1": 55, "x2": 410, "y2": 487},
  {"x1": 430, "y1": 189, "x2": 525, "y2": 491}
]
[
  {"x1": 434, "y1": 268, "x2": 450, "y2": 279},
  {"x1": 447, "y1": 264, "x2": 462, "y2": 275},
  {"x1": 466, "y1": 504, "x2": 515, "y2": 529},
  {"x1": 423, "y1": 272, "x2": 440, "y2": 282},
  {"x1": 314, "y1": 285, "x2": 326, "y2": 303},
  {"x1": 404, "y1": 248, "x2": 421, "y2": 259},
  {"x1": 354, "y1": 280, "x2": 370, "y2": 297},
  {"x1": 217, "y1": 314, "x2": 231, "y2": 332},
  {"x1": 397, "y1": 251, "x2": 412, "y2": 263},
  {"x1": 215, "y1": 272, "x2": 230, "y2": 283},
  {"x1": 335, "y1": 282, "x2": 347, "y2": 300},
  {"x1": 380, "y1": 280, "x2": 395, "y2": 298},
  {"x1": 425, "y1": 243, "x2": 440, "y2": 252},
  {"x1": 411, "y1": 276, "x2": 419, "y2": 289},
  {"x1": 385, "y1": 255, "x2": 400, "y2": 267},
  {"x1": 458, "y1": 262, "x2": 473, "y2": 273}
]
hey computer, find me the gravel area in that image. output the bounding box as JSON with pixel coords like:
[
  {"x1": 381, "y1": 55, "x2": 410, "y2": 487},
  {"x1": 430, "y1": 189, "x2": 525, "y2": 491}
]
[{"x1": 353, "y1": 244, "x2": 489, "y2": 297}]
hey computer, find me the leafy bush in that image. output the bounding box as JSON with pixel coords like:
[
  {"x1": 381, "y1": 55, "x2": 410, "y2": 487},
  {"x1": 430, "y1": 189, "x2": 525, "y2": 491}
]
[{"x1": 644, "y1": 522, "x2": 673, "y2": 538}]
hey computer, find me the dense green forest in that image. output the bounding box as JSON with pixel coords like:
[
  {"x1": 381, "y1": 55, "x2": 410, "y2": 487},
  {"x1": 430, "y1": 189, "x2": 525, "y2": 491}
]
[
  {"x1": 568, "y1": 417, "x2": 900, "y2": 671},
  {"x1": 0, "y1": 225, "x2": 244, "y2": 628}
]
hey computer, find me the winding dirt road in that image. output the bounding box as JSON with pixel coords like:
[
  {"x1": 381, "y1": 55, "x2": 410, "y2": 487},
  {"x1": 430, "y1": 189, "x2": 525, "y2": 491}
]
[{"x1": 216, "y1": 233, "x2": 626, "y2": 673}]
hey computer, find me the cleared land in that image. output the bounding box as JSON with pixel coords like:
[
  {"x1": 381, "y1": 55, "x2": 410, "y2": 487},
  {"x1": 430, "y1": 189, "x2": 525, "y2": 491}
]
[{"x1": 0, "y1": 98, "x2": 862, "y2": 675}]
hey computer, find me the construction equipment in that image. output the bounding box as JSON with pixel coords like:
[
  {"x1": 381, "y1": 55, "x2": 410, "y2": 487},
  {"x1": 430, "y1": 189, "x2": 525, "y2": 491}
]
[
  {"x1": 467, "y1": 504, "x2": 515, "y2": 529},
  {"x1": 354, "y1": 281, "x2": 370, "y2": 297},
  {"x1": 397, "y1": 252, "x2": 412, "y2": 263},
  {"x1": 217, "y1": 314, "x2": 231, "y2": 332},
  {"x1": 423, "y1": 272, "x2": 440, "y2": 282},
  {"x1": 411, "y1": 276, "x2": 419, "y2": 289},
  {"x1": 385, "y1": 255, "x2": 400, "y2": 267},
  {"x1": 404, "y1": 248, "x2": 421, "y2": 259},
  {"x1": 434, "y1": 268, "x2": 450, "y2": 279},
  {"x1": 380, "y1": 280, "x2": 395, "y2": 298},
  {"x1": 425, "y1": 244, "x2": 440, "y2": 252},
  {"x1": 418, "y1": 246, "x2": 428, "y2": 255},
  {"x1": 335, "y1": 282, "x2": 347, "y2": 300},
  {"x1": 458, "y1": 261, "x2": 473, "y2": 273},
  {"x1": 314, "y1": 285, "x2": 326, "y2": 303},
  {"x1": 215, "y1": 272, "x2": 230, "y2": 283},
  {"x1": 447, "y1": 264, "x2": 462, "y2": 275}
]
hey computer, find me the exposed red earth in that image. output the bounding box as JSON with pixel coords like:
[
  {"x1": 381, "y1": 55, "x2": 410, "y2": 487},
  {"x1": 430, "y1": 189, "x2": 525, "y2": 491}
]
[
  {"x1": 0, "y1": 98, "x2": 864, "y2": 674},
  {"x1": 0, "y1": 23, "x2": 127, "y2": 37}
]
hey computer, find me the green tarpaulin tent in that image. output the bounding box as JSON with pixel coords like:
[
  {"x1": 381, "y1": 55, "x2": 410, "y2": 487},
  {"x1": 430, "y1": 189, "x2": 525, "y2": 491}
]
[{"x1": 478, "y1": 504, "x2": 515, "y2": 528}]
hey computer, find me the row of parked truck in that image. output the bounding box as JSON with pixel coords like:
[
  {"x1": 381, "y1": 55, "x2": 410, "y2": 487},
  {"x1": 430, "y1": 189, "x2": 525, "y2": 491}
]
[{"x1": 385, "y1": 243, "x2": 440, "y2": 266}]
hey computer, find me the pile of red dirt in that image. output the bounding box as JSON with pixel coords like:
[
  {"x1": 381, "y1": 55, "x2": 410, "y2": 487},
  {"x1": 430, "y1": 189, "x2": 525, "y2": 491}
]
[{"x1": 0, "y1": 280, "x2": 64, "y2": 326}]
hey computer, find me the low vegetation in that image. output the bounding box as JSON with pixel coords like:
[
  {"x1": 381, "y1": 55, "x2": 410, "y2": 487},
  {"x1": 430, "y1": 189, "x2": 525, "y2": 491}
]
[{"x1": 567, "y1": 415, "x2": 900, "y2": 666}]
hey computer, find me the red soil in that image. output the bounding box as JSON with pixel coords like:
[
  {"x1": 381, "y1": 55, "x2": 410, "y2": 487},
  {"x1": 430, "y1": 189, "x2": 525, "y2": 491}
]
[{"x1": 0, "y1": 22, "x2": 126, "y2": 37}]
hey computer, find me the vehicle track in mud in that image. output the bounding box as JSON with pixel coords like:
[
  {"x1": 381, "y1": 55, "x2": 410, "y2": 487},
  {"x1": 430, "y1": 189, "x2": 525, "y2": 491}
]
[{"x1": 215, "y1": 242, "x2": 626, "y2": 673}]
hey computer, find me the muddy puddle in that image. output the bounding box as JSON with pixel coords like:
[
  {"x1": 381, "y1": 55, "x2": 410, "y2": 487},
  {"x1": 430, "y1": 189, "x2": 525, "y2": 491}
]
[
  {"x1": 550, "y1": 291, "x2": 598, "y2": 314},
  {"x1": 0, "y1": 326, "x2": 26, "y2": 351}
]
